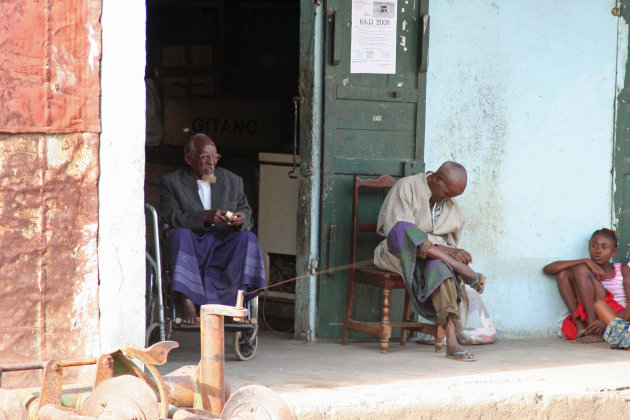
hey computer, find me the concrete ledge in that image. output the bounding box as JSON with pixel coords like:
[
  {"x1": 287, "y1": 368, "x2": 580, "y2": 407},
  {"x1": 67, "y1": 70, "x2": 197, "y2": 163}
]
[
  {"x1": 160, "y1": 330, "x2": 630, "y2": 419},
  {"x1": 281, "y1": 363, "x2": 630, "y2": 419}
]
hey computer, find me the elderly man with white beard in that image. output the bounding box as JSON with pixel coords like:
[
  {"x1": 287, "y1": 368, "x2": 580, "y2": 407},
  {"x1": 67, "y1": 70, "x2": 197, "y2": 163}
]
[{"x1": 160, "y1": 133, "x2": 265, "y2": 324}]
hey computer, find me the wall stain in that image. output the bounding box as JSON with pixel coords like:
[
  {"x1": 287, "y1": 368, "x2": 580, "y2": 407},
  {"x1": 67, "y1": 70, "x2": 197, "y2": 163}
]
[{"x1": 431, "y1": 56, "x2": 508, "y2": 257}]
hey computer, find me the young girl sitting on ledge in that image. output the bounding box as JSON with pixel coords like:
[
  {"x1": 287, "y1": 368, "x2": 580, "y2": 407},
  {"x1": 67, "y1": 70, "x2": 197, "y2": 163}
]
[{"x1": 543, "y1": 228, "x2": 630, "y2": 343}]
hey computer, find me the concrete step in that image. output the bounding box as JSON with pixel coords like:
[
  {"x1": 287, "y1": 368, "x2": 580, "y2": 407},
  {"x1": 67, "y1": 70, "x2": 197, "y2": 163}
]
[{"x1": 160, "y1": 330, "x2": 630, "y2": 419}]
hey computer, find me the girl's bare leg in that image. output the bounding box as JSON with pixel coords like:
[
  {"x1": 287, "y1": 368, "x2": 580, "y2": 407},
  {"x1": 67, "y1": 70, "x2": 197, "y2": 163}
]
[
  {"x1": 556, "y1": 269, "x2": 586, "y2": 335},
  {"x1": 594, "y1": 299, "x2": 615, "y2": 326},
  {"x1": 574, "y1": 264, "x2": 607, "y2": 329},
  {"x1": 572, "y1": 265, "x2": 607, "y2": 343}
]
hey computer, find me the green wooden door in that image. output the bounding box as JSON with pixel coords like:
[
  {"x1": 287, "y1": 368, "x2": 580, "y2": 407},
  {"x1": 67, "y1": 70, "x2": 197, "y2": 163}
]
[
  {"x1": 614, "y1": 87, "x2": 630, "y2": 262},
  {"x1": 318, "y1": 0, "x2": 429, "y2": 338},
  {"x1": 614, "y1": 4, "x2": 630, "y2": 261}
]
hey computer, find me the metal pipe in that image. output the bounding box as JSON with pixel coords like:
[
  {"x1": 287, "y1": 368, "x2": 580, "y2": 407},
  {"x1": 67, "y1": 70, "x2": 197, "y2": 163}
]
[
  {"x1": 0, "y1": 359, "x2": 98, "y2": 388},
  {"x1": 37, "y1": 404, "x2": 106, "y2": 420},
  {"x1": 145, "y1": 202, "x2": 167, "y2": 341},
  {"x1": 200, "y1": 309, "x2": 224, "y2": 415},
  {"x1": 10, "y1": 371, "x2": 201, "y2": 415},
  {"x1": 295, "y1": 0, "x2": 323, "y2": 343},
  {"x1": 199, "y1": 303, "x2": 247, "y2": 416}
]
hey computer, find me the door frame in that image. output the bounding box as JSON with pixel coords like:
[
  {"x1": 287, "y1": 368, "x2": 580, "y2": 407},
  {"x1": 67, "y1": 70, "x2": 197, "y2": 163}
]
[
  {"x1": 294, "y1": 0, "x2": 325, "y2": 341},
  {"x1": 613, "y1": 2, "x2": 630, "y2": 261}
]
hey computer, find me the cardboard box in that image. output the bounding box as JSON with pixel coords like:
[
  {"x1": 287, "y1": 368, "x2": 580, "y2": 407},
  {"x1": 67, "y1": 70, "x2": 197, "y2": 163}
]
[
  {"x1": 162, "y1": 45, "x2": 186, "y2": 67},
  {"x1": 190, "y1": 45, "x2": 213, "y2": 67},
  {"x1": 162, "y1": 77, "x2": 187, "y2": 97},
  {"x1": 191, "y1": 76, "x2": 214, "y2": 96}
]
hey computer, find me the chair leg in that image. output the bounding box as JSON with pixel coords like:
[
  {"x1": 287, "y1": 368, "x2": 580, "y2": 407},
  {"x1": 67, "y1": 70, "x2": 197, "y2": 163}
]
[
  {"x1": 434, "y1": 324, "x2": 445, "y2": 353},
  {"x1": 342, "y1": 275, "x2": 357, "y2": 345},
  {"x1": 400, "y1": 292, "x2": 411, "y2": 345},
  {"x1": 380, "y1": 288, "x2": 392, "y2": 354}
]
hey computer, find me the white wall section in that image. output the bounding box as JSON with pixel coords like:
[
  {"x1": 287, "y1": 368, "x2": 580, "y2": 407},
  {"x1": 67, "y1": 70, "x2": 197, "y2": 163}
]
[{"x1": 99, "y1": 2, "x2": 147, "y2": 350}]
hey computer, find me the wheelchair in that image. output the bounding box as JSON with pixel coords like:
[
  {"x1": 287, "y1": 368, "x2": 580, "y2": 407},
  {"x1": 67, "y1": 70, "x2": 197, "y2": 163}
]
[{"x1": 144, "y1": 203, "x2": 259, "y2": 361}]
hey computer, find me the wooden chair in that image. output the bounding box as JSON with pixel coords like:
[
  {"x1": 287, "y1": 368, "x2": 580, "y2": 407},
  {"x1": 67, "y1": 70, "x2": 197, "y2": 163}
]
[{"x1": 342, "y1": 174, "x2": 445, "y2": 354}]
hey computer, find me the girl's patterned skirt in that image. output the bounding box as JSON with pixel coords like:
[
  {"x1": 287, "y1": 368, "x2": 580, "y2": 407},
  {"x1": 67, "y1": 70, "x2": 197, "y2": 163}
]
[{"x1": 603, "y1": 318, "x2": 630, "y2": 349}]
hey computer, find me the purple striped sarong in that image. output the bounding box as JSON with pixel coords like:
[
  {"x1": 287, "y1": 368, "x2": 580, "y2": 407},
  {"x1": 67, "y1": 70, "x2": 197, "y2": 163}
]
[
  {"x1": 168, "y1": 228, "x2": 266, "y2": 306},
  {"x1": 387, "y1": 221, "x2": 462, "y2": 322}
]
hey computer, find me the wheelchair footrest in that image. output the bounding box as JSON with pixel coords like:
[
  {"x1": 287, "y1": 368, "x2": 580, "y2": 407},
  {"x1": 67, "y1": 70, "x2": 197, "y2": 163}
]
[{"x1": 224, "y1": 322, "x2": 255, "y2": 332}]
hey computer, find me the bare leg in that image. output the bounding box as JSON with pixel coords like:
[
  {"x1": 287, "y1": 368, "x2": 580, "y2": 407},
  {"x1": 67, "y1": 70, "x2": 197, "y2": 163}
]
[
  {"x1": 594, "y1": 299, "x2": 616, "y2": 326},
  {"x1": 573, "y1": 264, "x2": 603, "y2": 327},
  {"x1": 556, "y1": 269, "x2": 586, "y2": 335},
  {"x1": 575, "y1": 265, "x2": 608, "y2": 329},
  {"x1": 571, "y1": 265, "x2": 607, "y2": 343},
  {"x1": 180, "y1": 293, "x2": 200, "y2": 325},
  {"x1": 444, "y1": 315, "x2": 475, "y2": 360},
  {"x1": 424, "y1": 246, "x2": 485, "y2": 292}
]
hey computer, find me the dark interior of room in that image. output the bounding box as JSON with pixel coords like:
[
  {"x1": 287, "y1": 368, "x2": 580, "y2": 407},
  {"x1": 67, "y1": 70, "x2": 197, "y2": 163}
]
[{"x1": 144, "y1": 0, "x2": 299, "y2": 332}]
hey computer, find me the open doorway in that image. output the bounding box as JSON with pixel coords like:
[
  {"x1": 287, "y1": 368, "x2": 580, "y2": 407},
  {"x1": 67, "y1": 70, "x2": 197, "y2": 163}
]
[{"x1": 144, "y1": 0, "x2": 299, "y2": 333}]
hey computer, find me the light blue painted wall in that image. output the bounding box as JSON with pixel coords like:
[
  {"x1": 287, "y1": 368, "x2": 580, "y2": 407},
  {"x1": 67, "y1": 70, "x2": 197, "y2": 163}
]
[{"x1": 424, "y1": 0, "x2": 626, "y2": 336}]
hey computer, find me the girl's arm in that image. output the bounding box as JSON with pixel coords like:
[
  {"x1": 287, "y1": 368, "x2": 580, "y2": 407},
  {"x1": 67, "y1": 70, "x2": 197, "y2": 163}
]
[{"x1": 543, "y1": 259, "x2": 590, "y2": 275}]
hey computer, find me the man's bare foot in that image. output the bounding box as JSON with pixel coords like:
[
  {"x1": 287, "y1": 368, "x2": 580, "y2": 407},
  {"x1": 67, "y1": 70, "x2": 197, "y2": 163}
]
[
  {"x1": 572, "y1": 334, "x2": 604, "y2": 344},
  {"x1": 444, "y1": 316, "x2": 476, "y2": 361},
  {"x1": 180, "y1": 295, "x2": 200, "y2": 325},
  {"x1": 181, "y1": 316, "x2": 200, "y2": 325}
]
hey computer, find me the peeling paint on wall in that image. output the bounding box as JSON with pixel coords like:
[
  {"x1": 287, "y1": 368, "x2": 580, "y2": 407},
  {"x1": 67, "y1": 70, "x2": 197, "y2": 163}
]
[
  {"x1": 429, "y1": 54, "x2": 508, "y2": 257},
  {"x1": 0, "y1": 0, "x2": 102, "y2": 389},
  {"x1": 0, "y1": 133, "x2": 100, "y2": 388},
  {"x1": 0, "y1": 0, "x2": 101, "y2": 133}
]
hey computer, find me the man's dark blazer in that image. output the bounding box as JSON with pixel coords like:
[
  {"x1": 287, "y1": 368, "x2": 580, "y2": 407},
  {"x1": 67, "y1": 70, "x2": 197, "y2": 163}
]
[{"x1": 159, "y1": 167, "x2": 253, "y2": 237}]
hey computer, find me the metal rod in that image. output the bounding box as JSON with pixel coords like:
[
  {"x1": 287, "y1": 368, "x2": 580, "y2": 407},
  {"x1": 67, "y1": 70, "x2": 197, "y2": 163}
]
[
  {"x1": 200, "y1": 310, "x2": 225, "y2": 414},
  {"x1": 0, "y1": 358, "x2": 97, "y2": 373},
  {"x1": 245, "y1": 258, "x2": 372, "y2": 296},
  {"x1": 145, "y1": 203, "x2": 167, "y2": 341},
  {"x1": 288, "y1": 96, "x2": 303, "y2": 179}
]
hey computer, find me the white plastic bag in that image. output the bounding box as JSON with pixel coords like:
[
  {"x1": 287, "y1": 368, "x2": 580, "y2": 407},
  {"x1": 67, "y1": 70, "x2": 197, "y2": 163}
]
[
  {"x1": 410, "y1": 285, "x2": 498, "y2": 345},
  {"x1": 457, "y1": 285, "x2": 498, "y2": 344}
]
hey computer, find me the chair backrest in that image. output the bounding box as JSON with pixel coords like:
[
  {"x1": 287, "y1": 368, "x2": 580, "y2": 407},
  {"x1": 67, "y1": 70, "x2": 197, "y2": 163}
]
[{"x1": 350, "y1": 174, "x2": 397, "y2": 264}]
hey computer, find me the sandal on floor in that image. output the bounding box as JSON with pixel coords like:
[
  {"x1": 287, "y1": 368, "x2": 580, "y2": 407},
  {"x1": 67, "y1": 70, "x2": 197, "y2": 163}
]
[{"x1": 446, "y1": 351, "x2": 477, "y2": 362}]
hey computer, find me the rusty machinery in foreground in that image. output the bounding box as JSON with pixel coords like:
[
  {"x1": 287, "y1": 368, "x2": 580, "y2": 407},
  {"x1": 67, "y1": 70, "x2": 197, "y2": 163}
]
[{"x1": 0, "y1": 293, "x2": 293, "y2": 420}]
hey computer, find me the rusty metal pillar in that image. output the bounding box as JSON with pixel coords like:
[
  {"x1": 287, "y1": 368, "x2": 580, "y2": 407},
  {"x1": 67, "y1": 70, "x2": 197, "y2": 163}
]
[{"x1": 199, "y1": 292, "x2": 247, "y2": 415}]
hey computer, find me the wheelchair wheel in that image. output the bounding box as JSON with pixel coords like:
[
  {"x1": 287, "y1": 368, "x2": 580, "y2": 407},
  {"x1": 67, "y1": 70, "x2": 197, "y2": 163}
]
[
  {"x1": 145, "y1": 320, "x2": 172, "y2": 347},
  {"x1": 233, "y1": 326, "x2": 258, "y2": 361}
]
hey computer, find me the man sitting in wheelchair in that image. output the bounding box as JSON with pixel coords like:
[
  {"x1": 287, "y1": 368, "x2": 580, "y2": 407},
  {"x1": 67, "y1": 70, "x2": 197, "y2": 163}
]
[{"x1": 159, "y1": 133, "x2": 265, "y2": 324}]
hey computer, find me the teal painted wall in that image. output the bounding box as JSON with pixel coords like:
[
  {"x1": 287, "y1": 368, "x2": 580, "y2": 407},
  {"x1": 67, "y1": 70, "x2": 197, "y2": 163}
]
[{"x1": 424, "y1": 1, "x2": 625, "y2": 336}]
